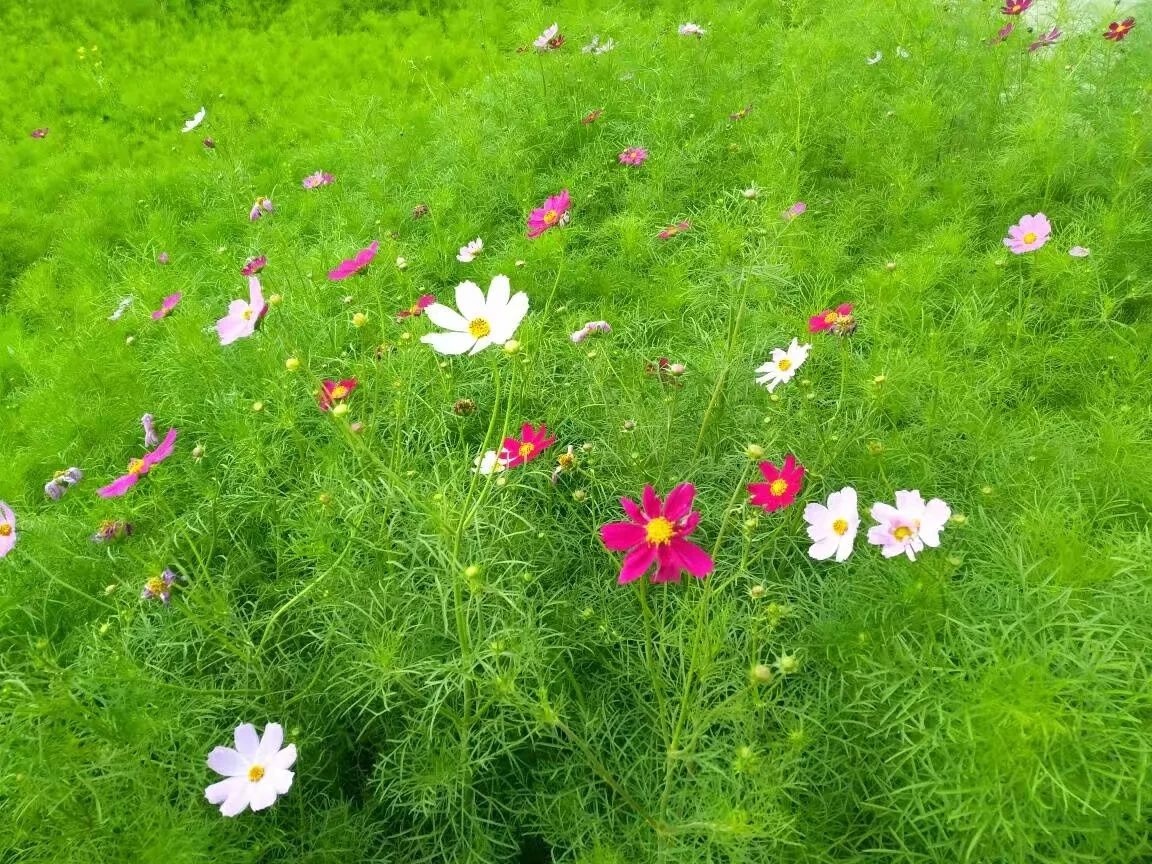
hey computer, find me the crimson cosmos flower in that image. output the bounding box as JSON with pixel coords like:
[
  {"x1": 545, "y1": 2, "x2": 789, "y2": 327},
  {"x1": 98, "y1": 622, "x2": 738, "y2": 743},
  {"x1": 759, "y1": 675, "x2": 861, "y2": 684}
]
[{"x1": 600, "y1": 483, "x2": 714, "y2": 584}]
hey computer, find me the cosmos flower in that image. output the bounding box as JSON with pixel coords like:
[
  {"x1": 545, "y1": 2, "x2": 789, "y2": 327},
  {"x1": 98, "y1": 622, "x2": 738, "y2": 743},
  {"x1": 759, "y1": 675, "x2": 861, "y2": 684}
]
[
  {"x1": 216, "y1": 277, "x2": 267, "y2": 345},
  {"x1": 1028, "y1": 27, "x2": 1061, "y2": 51},
  {"x1": 896, "y1": 46, "x2": 910, "y2": 58},
  {"x1": 582, "y1": 35, "x2": 615, "y2": 54},
  {"x1": 658, "y1": 220, "x2": 691, "y2": 240},
  {"x1": 141, "y1": 568, "x2": 181, "y2": 604},
  {"x1": 867, "y1": 490, "x2": 951, "y2": 561},
  {"x1": 527, "y1": 190, "x2": 571, "y2": 238},
  {"x1": 1068, "y1": 246, "x2": 1090, "y2": 258},
  {"x1": 808, "y1": 303, "x2": 856, "y2": 335},
  {"x1": 44, "y1": 467, "x2": 84, "y2": 501},
  {"x1": 456, "y1": 238, "x2": 484, "y2": 263},
  {"x1": 205, "y1": 723, "x2": 297, "y2": 817},
  {"x1": 803, "y1": 487, "x2": 860, "y2": 562},
  {"x1": 421, "y1": 275, "x2": 528, "y2": 355},
  {"x1": 92, "y1": 519, "x2": 133, "y2": 543},
  {"x1": 395, "y1": 256, "x2": 408, "y2": 270},
  {"x1": 866, "y1": 50, "x2": 883, "y2": 64},
  {"x1": 678, "y1": 23, "x2": 706, "y2": 37},
  {"x1": 474, "y1": 450, "x2": 508, "y2": 475},
  {"x1": 747, "y1": 455, "x2": 805, "y2": 512},
  {"x1": 782, "y1": 201, "x2": 807, "y2": 220},
  {"x1": 500, "y1": 423, "x2": 557, "y2": 468},
  {"x1": 581, "y1": 108, "x2": 604, "y2": 125},
  {"x1": 141, "y1": 413, "x2": 159, "y2": 448},
  {"x1": 318, "y1": 378, "x2": 358, "y2": 412},
  {"x1": 97, "y1": 428, "x2": 178, "y2": 498},
  {"x1": 182, "y1": 107, "x2": 206, "y2": 133},
  {"x1": 600, "y1": 483, "x2": 714, "y2": 584},
  {"x1": 534, "y1": 23, "x2": 564, "y2": 51},
  {"x1": 755, "y1": 338, "x2": 811, "y2": 392},
  {"x1": 302, "y1": 171, "x2": 334, "y2": 189},
  {"x1": 328, "y1": 240, "x2": 379, "y2": 280},
  {"x1": 31, "y1": 128, "x2": 49, "y2": 139},
  {"x1": 0, "y1": 502, "x2": 16, "y2": 558},
  {"x1": 990, "y1": 23, "x2": 1015, "y2": 45},
  {"x1": 1003, "y1": 213, "x2": 1051, "y2": 254},
  {"x1": 108, "y1": 296, "x2": 134, "y2": 321},
  {"x1": 570, "y1": 320, "x2": 612, "y2": 343},
  {"x1": 1001, "y1": 0, "x2": 1032, "y2": 14},
  {"x1": 551, "y1": 445, "x2": 578, "y2": 483},
  {"x1": 156, "y1": 252, "x2": 170, "y2": 265},
  {"x1": 1104, "y1": 17, "x2": 1136, "y2": 41},
  {"x1": 151, "y1": 293, "x2": 181, "y2": 320},
  {"x1": 618, "y1": 147, "x2": 649, "y2": 166},
  {"x1": 249, "y1": 196, "x2": 274, "y2": 221},
  {"x1": 242, "y1": 255, "x2": 267, "y2": 276}
]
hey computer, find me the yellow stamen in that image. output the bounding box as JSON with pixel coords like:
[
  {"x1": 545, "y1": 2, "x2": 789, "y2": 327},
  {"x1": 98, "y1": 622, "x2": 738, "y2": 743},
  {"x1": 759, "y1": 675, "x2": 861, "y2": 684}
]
[
  {"x1": 824, "y1": 312, "x2": 838, "y2": 324},
  {"x1": 127, "y1": 458, "x2": 146, "y2": 475},
  {"x1": 331, "y1": 385, "x2": 348, "y2": 400},
  {"x1": 893, "y1": 525, "x2": 914, "y2": 542},
  {"x1": 145, "y1": 576, "x2": 165, "y2": 596},
  {"x1": 1022, "y1": 231, "x2": 1037, "y2": 244},
  {"x1": 645, "y1": 517, "x2": 675, "y2": 545},
  {"x1": 518, "y1": 442, "x2": 535, "y2": 459},
  {"x1": 242, "y1": 307, "x2": 253, "y2": 320},
  {"x1": 468, "y1": 317, "x2": 491, "y2": 339},
  {"x1": 770, "y1": 478, "x2": 789, "y2": 497},
  {"x1": 557, "y1": 452, "x2": 576, "y2": 469},
  {"x1": 543, "y1": 210, "x2": 558, "y2": 225},
  {"x1": 832, "y1": 518, "x2": 849, "y2": 536},
  {"x1": 247, "y1": 764, "x2": 265, "y2": 782},
  {"x1": 777, "y1": 358, "x2": 792, "y2": 371},
  {"x1": 0, "y1": 524, "x2": 10, "y2": 537}
]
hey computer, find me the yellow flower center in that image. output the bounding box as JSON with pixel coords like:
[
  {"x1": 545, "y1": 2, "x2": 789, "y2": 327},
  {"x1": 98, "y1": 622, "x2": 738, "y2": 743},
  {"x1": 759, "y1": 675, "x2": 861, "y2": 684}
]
[
  {"x1": 242, "y1": 307, "x2": 253, "y2": 320},
  {"x1": 558, "y1": 453, "x2": 575, "y2": 468},
  {"x1": 518, "y1": 442, "x2": 535, "y2": 459},
  {"x1": 770, "y1": 478, "x2": 789, "y2": 496},
  {"x1": 893, "y1": 525, "x2": 914, "y2": 542},
  {"x1": 824, "y1": 311, "x2": 838, "y2": 324},
  {"x1": 777, "y1": 358, "x2": 792, "y2": 371},
  {"x1": 145, "y1": 576, "x2": 165, "y2": 595},
  {"x1": 247, "y1": 764, "x2": 265, "y2": 782},
  {"x1": 0, "y1": 523, "x2": 10, "y2": 537},
  {"x1": 1022, "y1": 231, "x2": 1037, "y2": 244},
  {"x1": 543, "y1": 210, "x2": 558, "y2": 225},
  {"x1": 832, "y1": 518, "x2": 849, "y2": 536},
  {"x1": 645, "y1": 517, "x2": 675, "y2": 545},
  {"x1": 468, "y1": 317, "x2": 491, "y2": 338},
  {"x1": 128, "y1": 458, "x2": 146, "y2": 475},
  {"x1": 331, "y1": 385, "x2": 348, "y2": 400}
]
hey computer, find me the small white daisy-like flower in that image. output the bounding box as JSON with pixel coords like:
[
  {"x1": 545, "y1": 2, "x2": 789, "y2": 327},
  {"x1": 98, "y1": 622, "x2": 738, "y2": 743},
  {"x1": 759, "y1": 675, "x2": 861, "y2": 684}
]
[
  {"x1": 421, "y1": 275, "x2": 529, "y2": 356},
  {"x1": 866, "y1": 50, "x2": 883, "y2": 64},
  {"x1": 803, "y1": 487, "x2": 860, "y2": 562},
  {"x1": 182, "y1": 106, "x2": 206, "y2": 133},
  {"x1": 456, "y1": 238, "x2": 484, "y2": 263},
  {"x1": 755, "y1": 338, "x2": 811, "y2": 392},
  {"x1": 582, "y1": 35, "x2": 616, "y2": 54},
  {"x1": 678, "y1": 22, "x2": 706, "y2": 37},
  {"x1": 205, "y1": 723, "x2": 296, "y2": 817}
]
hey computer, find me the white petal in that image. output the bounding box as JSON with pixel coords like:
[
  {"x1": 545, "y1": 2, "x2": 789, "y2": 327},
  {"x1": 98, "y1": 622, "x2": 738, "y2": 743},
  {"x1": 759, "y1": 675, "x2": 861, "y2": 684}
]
[
  {"x1": 424, "y1": 303, "x2": 468, "y2": 332},
  {"x1": 248, "y1": 777, "x2": 281, "y2": 811},
  {"x1": 486, "y1": 274, "x2": 511, "y2": 313},
  {"x1": 256, "y1": 723, "x2": 284, "y2": 761},
  {"x1": 422, "y1": 331, "x2": 476, "y2": 355},
  {"x1": 205, "y1": 776, "x2": 245, "y2": 805},
  {"x1": 894, "y1": 490, "x2": 926, "y2": 515},
  {"x1": 234, "y1": 724, "x2": 260, "y2": 758},
  {"x1": 490, "y1": 291, "x2": 528, "y2": 343},
  {"x1": 220, "y1": 779, "x2": 253, "y2": 816},
  {"x1": 468, "y1": 336, "x2": 493, "y2": 355},
  {"x1": 207, "y1": 746, "x2": 248, "y2": 777},
  {"x1": 802, "y1": 502, "x2": 828, "y2": 527},
  {"x1": 834, "y1": 532, "x2": 856, "y2": 562},
  {"x1": 455, "y1": 281, "x2": 486, "y2": 320},
  {"x1": 269, "y1": 743, "x2": 297, "y2": 771},
  {"x1": 808, "y1": 535, "x2": 839, "y2": 561},
  {"x1": 268, "y1": 768, "x2": 295, "y2": 794}
]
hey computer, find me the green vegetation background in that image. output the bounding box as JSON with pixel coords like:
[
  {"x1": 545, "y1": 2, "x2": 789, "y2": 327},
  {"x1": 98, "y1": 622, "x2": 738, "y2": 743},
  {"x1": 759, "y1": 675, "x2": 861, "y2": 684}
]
[{"x1": 1, "y1": 0, "x2": 1150, "y2": 861}]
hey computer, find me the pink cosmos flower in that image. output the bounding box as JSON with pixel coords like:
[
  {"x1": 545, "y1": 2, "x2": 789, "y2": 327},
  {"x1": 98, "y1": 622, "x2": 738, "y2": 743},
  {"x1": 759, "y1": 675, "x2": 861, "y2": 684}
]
[
  {"x1": 242, "y1": 255, "x2": 267, "y2": 276},
  {"x1": 867, "y1": 490, "x2": 950, "y2": 561},
  {"x1": 747, "y1": 455, "x2": 805, "y2": 512},
  {"x1": 1001, "y1": 0, "x2": 1032, "y2": 14},
  {"x1": 31, "y1": 128, "x2": 49, "y2": 139},
  {"x1": 678, "y1": 23, "x2": 706, "y2": 37},
  {"x1": 1003, "y1": 213, "x2": 1051, "y2": 254},
  {"x1": 0, "y1": 502, "x2": 16, "y2": 557},
  {"x1": 151, "y1": 293, "x2": 181, "y2": 320},
  {"x1": 533, "y1": 23, "x2": 564, "y2": 51},
  {"x1": 600, "y1": 483, "x2": 714, "y2": 584},
  {"x1": 97, "y1": 428, "x2": 178, "y2": 498},
  {"x1": 499, "y1": 423, "x2": 557, "y2": 468},
  {"x1": 216, "y1": 277, "x2": 267, "y2": 345},
  {"x1": 397, "y1": 294, "x2": 436, "y2": 320},
  {"x1": 619, "y1": 147, "x2": 649, "y2": 166},
  {"x1": 142, "y1": 568, "x2": 181, "y2": 604},
  {"x1": 1028, "y1": 27, "x2": 1061, "y2": 52},
  {"x1": 205, "y1": 723, "x2": 297, "y2": 817},
  {"x1": 302, "y1": 171, "x2": 334, "y2": 189},
  {"x1": 527, "y1": 190, "x2": 571, "y2": 239},
  {"x1": 249, "y1": 196, "x2": 274, "y2": 221},
  {"x1": 990, "y1": 23, "x2": 1015, "y2": 44},
  {"x1": 318, "y1": 378, "x2": 357, "y2": 412},
  {"x1": 45, "y1": 467, "x2": 84, "y2": 500},
  {"x1": 328, "y1": 241, "x2": 380, "y2": 280},
  {"x1": 658, "y1": 220, "x2": 691, "y2": 240},
  {"x1": 782, "y1": 201, "x2": 807, "y2": 220},
  {"x1": 809, "y1": 303, "x2": 856, "y2": 335},
  {"x1": 156, "y1": 252, "x2": 170, "y2": 265}
]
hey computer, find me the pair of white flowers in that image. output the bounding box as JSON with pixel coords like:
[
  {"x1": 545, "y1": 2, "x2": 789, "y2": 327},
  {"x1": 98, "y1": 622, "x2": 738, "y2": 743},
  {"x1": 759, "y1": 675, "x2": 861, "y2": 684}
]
[{"x1": 805, "y1": 488, "x2": 951, "y2": 563}]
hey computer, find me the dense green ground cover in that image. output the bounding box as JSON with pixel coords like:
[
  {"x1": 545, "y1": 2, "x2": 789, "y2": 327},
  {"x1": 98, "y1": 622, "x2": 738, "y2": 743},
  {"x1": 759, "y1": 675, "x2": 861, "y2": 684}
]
[{"x1": 2, "y1": 0, "x2": 1150, "y2": 861}]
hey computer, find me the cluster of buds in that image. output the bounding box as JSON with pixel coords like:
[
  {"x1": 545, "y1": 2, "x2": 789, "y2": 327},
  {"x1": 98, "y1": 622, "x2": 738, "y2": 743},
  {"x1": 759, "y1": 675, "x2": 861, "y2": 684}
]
[
  {"x1": 570, "y1": 320, "x2": 611, "y2": 343},
  {"x1": 644, "y1": 357, "x2": 687, "y2": 387},
  {"x1": 45, "y1": 467, "x2": 83, "y2": 500},
  {"x1": 92, "y1": 519, "x2": 133, "y2": 544}
]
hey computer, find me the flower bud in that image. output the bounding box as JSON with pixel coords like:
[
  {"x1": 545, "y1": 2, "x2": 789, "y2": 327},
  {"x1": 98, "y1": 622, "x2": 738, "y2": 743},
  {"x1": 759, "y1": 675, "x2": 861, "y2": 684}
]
[
  {"x1": 745, "y1": 443, "x2": 765, "y2": 460},
  {"x1": 251, "y1": 401, "x2": 264, "y2": 412},
  {"x1": 285, "y1": 357, "x2": 300, "y2": 372},
  {"x1": 751, "y1": 664, "x2": 774, "y2": 684},
  {"x1": 268, "y1": 293, "x2": 283, "y2": 306},
  {"x1": 352, "y1": 312, "x2": 368, "y2": 328},
  {"x1": 749, "y1": 585, "x2": 766, "y2": 599},
  {"x1": 503, "y1": 339, "x2": 521, "y2": 355},
  {"x1": 332, "y1": 403, "x2": 349, "y2": 417}
]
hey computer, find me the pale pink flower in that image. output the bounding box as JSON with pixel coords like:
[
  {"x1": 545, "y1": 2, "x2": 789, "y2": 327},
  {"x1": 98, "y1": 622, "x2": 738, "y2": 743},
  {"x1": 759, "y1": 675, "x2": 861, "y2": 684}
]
[
  {"x1": 205, "y1": 723, "x2": 297, "y2": 817},
  {"x1": 867, "y1": 491, "x2": 950, "y2": 561},
  {"x1": 678, "y1": 23, "x2": 706, "y2": 37},
  {"x1": 456, "y1": 238, "x2": 484, "y2": 263},
  {"x1": 782, "y1": 201, "x2": 807, "y2": 220},
  {"x1": 803, "y1": 487, "x2": 860, "y2": 562},
  {"x1": 1003, "y1": 213, "x2": 1051, "y2": 254},
  {"x1": 0, "y1": 502, "x2": 16, "y2": 557},
  {"x1": 618, "y1": 147, "x2": 649, "y2": 166},
  {"x1": 533, "y1": 23, "x2": 564, "y2": 51},
  {"x1": 249, "y1": 196, "x2": 274, "y2": 221},
  {"x1": 216, "y1": 277, "x2": 267, "y2": 345},
  {"x1": 302, "y1": 171, "x2": 334, "y2": 189},
  {"x1": 151, "y1": 293, "x2": 181, "y2": 320}
]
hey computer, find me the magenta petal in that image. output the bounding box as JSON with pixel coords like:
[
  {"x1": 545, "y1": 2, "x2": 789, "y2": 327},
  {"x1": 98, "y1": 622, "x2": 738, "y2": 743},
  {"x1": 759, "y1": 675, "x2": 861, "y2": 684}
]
[
  {"x1": 679, "y1": 511, "x2": 701, "y2": 535},
  {"x1": 663, "y1": 483, "x2": 696, "y2": 521},
  {"x1": 145, "y1": 428, "x2": 178, "y2": 466},
  {"x1": 601, "y1": 522, "x2": 647, "y2": 551},
  {"x1": 618, "y1": 543, "x2": 658, "y2": 583},
  {"x1": 650, "y1": 547, "x2": 683, "y2": 583},
  {"x1": 620, "y1": 497, "x2": 644, "y2": 523},
  {"x1": 641, "y1": 485, "x2": 662, "y2": 517},
  {"x1": 97, "y1": 473, "x2": 139, "y2": 498},
  {"x1": 671, "y1": 538, "x2": 714, "y2": 578}
]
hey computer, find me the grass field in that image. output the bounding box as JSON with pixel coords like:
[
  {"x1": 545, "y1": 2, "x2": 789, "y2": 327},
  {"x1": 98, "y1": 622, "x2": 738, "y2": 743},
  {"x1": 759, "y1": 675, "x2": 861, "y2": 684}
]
[{"x1": 2, "y1": 0, "x2": 1151, "y2": 861}]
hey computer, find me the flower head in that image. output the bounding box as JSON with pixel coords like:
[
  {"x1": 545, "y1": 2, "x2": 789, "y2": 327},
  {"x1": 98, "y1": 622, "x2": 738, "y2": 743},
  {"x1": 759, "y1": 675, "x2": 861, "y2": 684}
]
[
  {"x1": 397, "y1": 294, "x2": 436, "y2": 320},
  {"x1": 302, "y1": 171, "x2": 334, "y2": 189},
  {"x1": 581, "y1": 108, "x2": 604, "y2": 125},
  {"x1": 202, "y1": 137, "x2": 215, "y2": 148},
  {"x1": 216, "y1": 276, "x2": 268, "y2": 345},
  {"x1": 990, "y1": 23, "x2": 1015, "y2": 45},
  {"x1": 867, "y1": 490, "x2": 951, "y2": 561},
  {"x1": 534, "y1": 23, "x2": 564, "y2": 51},
  {"x1": 658, "y1": 220, "x2": 691, "y2": 240},
  {"x1": 242, "y1": 255, "x2": 267, "y2": 276},
  {"x1": 748, "y1": 455, "x2": 805, "y2": 512},
  {"x1": 1068, "y1": 246, "x2": 1090, "y2": 258},
  {"x1": 0, "y1": 502, "x2": 16, "y2": 557},
  {"x1": 803, "y1": 487, "x2": 859, "y2": 562},
  {"x1": 151, "y1": 293, "x2": 181, "y2": 320},
  {"x1": 92, "y1": 519, "x2": 133, "y2": 543},
  {"x1": 582, "y1": 35, "x2": 615, "y2": 54},
  {"x1": 456, "y1": 238, "x2": 484, "y2": 263},
  {"x1": 1028, "y1": 27, "x2": 1061, "y2": 52},
  {"x1": 1003, "y1": 213, "x2": 1051, "y2": 254},
  {"x1": 31, "y1": 128, "x2": 49, "y2": 139},
  {"x1": 570, "y1": 320, "x2": 612, "y2": 343},
  {"x1": 318, "y1": 378, "x2": 358, "y2": 412},
  {"x1": 205, "y1": 723, "x2": 297, "y2": 817},
  {"x1": 156, "y1": 252, "x2": 170, "y2": 265},
  {"x1": 248, "y1": 196, "x2": 274, "y2": 221},
  {"x1": 328, "y1": 240, "x2": 379, "y2": 280},
  {"x1": 551, "y1": 445, "x2": 578, "y2": 483},
  {"x1": 500, "y1": 423, "x2": 557, "y2": 468},
  {"x1": 97, "y1": 427, "x2": 178, "y2": 498},
  {"x1": 108, "y1": 296, "x2": 133, "y2": 321},
  {"x1": 422, "y1": 275, "x2": 528, "y2": 355},
  {"x1": 1001, "y1": 0, "x2": 1032, "y2": 14},
  {"x1": 44, "y1": 467, "x2": 83, "y2": 501},
  {"x1": 527, "y1": 190, "x2": 571, "y2": 239},
  {"x1": 782, "y1": 201, "x2": 807, "y2": 220},
  {"x1": 618, "y1": 147, "x2": 649, "y2": 166},
  {"x1": 808, "y1": 303, "x2": 856, "y2": 335},
  {"x1": 755, "y1": 338, "x2": 811, "y2": 392},
  {"x1": 678, "y1": 23, "x2": 706, "y2": 37},
  {"x1": 141, "y1": 413, "x2": 159, "y2": 448},
  {"x1": 141, "y1": 568, "x2": 181, "y2": 604},
  {"x1": 182, "y1": 107, "x2": 206, "y2": 133},
  {"x1": 412, "y1": 203, "x2": 430, "y2": 219},
  {"x1": 600, "y1": 483, "x2": 714, "y2": 584},
  {"x1": 866, "y1": 50, "x2": 883, "y2": 65},
  {"x1": 1104, "y1": 17, "x2": 1136, "y2": 41},
  {"x1": 474, "y1": 450, "x2": 508, "y2": 475}
]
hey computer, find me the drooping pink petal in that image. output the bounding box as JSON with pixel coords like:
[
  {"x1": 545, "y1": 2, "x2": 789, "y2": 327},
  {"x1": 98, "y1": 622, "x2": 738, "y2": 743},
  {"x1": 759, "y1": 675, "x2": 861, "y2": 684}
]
[
  {"x1": 618, "y1": 543, "x2": 658, "y2": 583},
  {"x1": 601, "y1": 521, "x2": 647, "y2": 551}
]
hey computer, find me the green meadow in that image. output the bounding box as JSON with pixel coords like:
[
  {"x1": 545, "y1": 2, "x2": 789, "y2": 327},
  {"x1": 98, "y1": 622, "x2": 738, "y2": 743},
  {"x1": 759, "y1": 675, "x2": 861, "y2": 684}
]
[{"x1": 2, "y1": 0, "x2": 1150, "y2": 861}]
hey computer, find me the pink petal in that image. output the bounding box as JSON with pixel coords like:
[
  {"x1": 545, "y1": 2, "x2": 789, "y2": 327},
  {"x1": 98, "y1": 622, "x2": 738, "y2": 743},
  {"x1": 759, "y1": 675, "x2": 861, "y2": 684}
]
[
  {"x1": 618, "y1": 543, "x2": 658, "y2": 583},
  {"x1": 663, "y1": 483, "x2": 696, "y2": 521},
  {"x1": 619, "y1": 497, "x2": 644, "y2": 523},
  {"x1": 97, "y1": 473, "x2": 139, "y2": 498},
  {"x1": 233, "y1": 723, "x2": 260, "y2": 758},
  {"x1": 144, "y1": 428, "x2": 178, "y2": 466},
  {"x1": 671, "y1": 537, "x2": 714, "y2": 577},
  {"x1": 641, "y1": 485, "x2": 662, "y2": 518},
  {"x1": 601, "y1": 521, "x2": 647, "y2": 551}
]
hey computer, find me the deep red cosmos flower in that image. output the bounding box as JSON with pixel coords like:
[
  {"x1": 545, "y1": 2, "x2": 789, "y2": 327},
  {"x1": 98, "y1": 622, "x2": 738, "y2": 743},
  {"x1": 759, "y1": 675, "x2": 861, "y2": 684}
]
[
  {"x1": 1104, "y1": 18, "x2": 1136, "y2": 41},
  {"x1": 600, "y1": 483, "x2": 714, "y2": 584},
  {"x1": 318, "y1": 379, "x2": 357, "y2": 411},
  {"x1": 499, "y1": 423, "x2": 556, "y2": 468},
  {"x1": 747, "y1": 455, "x2": 805, "y2": 512}
]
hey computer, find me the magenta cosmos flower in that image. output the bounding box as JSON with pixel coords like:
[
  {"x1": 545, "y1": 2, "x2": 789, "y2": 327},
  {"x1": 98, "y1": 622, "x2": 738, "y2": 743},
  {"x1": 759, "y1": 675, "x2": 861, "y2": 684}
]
[
  {"x1": 249, "y1": 196, "x2": 274, "y2": 221},
  {"x1": 151, "y1": 293, "x2": 181, "y2": 320},
  {"x1": 205, "y1": 723, "x2": 297, "y2": 817},
  {"x1": 1028, "y1": 27, "x2": 1061, "y2": 52},
  {"x1": 990, "y1": 23, "x2": 1014, "y2": 45},
  {"x1": 216, "y1": 276, "x2": 267, "y2": 345},
  {"x1": 98, "y1": 428, "x2": 178, "y2": 498},
  {"x1": 809, "y1": 303, "x2": 856, "y2": 335},
  {"x1": 0, "y1": 502, "x2": 17, "y2": 558},
  {"x1": 500, "y1": 423, "x2": 557, "y2": 468},
  {"x1": 747, "y1": 455, "x2": 805, "y2": 512},
  {"x1": 242, "y1": 255, "x2": 267, "y2": 276},
  {"x1": 527, "y1": 190, "x2": 571, "y2": 238},
  {"x1": 302, "y1": 171, "x2": 334, "y2": 189},
  {"x1": 618, "y1": 147, "x2": 649, "y2": 166},
  {"x1": 397, "y1": 293, "x2": 435, "y2": 320},
  {"x1": 600, "y1": 483, "x2": 714, "y2": 584},
  {"x1": 1001, "y1": 0, "x2": 1032, "y2": 14},
  {"x1": 318, "y1": 378, "x2": 357, "y2": 412},
  {"x1": 328, "y1": 241, "x2": 379, "y2": 280},
  {"x1": 1003, "y1": 213, "x2": 1051, "y2": 254}
]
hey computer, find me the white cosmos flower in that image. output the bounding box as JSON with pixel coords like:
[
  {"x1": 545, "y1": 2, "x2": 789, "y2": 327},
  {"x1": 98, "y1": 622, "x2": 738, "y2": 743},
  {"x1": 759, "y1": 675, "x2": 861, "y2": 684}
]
[
  {"x1": 533, "y1": 23, "x2": 560, "y2": 50},
  {"x1": 867, "y1": 490, "x2": 951, "y2": 561},
  {"x1": 582, "y1": 35, "x2": 616, "y2": 54},
  {"x1": 422, "y1": 275, "x2": 529, "y2": 356},
  {"x1": 866, "y1": 51, "x2": 883, "y2": 65},
  {"x1": 803, "y1": 486, "x2": 860, "y2": 562},
  {"x1": 182, "y1": 106, "x2": 206, "y2": 133},
  {"x1": 755, "y1": 338, "x2": 811, "y2": 392},
  {"x1": 474, "y1": 450, "x2": 508, "y2": 475},
  {"x1": 205, "y1": 722, "x2": 296, "y2": 817},
  {"x1": 678, "y1": 22, "x2": 706, "y2": 36},
  {"x1": 456, "y1": 238, "x2": 484, "y2": 263}
]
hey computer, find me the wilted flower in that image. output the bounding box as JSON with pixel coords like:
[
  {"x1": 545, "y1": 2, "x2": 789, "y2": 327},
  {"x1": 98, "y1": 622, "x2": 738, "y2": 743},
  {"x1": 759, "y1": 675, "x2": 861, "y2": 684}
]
[
  {"x1": 0, "y1": 502, "x2": 17, "y2": 557},
  {"x1": 809, "y1": 303, "x2": 856, "y2": 335},
  {"x1": 1001, "y1": 0, "x2": 1032, "y2": 14},
  {"x1": 248, "y1": 196, "x2": 274, "y2": 221},
  {"x1": 397, "y1": 294, "x2": 436, "y2": 319},
  {"x1": 600, "y1": 483, "x2": 714, "y2": 584},
  {"x1": 658, "y1": 220, "x2": 691, "y2": 240},
  {"x1": 755, "y1": 338, "x2": 811, "y2": 392},
  {"x1": 474, "y1": 450, "x2": 508, "y2": 475},
  {"x1": 1028, "y1": 27, "x2": 1061, "y2": 52},
  {"x1": 782, "y1": 201, "x2": 807, "y2": 220},
  {"x1": 456, "y1": 238, "x2": 484, "y2": 263},
  {"x1": 570, "y1": 320, "x2": 611, "y2": 343},
  {"x1": 1104, "y1": 17, "x2": 1136, "y2": 41},
  {"x1": 318, "y1": 379, "x2": 357, "y2": 412},
  {"x1": 31, "y1": 128, "x2": 49, "y2": 139},
  {"x1": 108, "y1": 296, "x2": 134, "y2": 321},
  {"x1": 527, "y1": 190, "x2": 571, "y2": 238},
  {"x1": 328, "y1": 240, "x2": 379, "y2": 280},
  {"x1": 453, "y1": 398, "x2": 476, "y2": 416},
  {"x1": 411, "y1": 203, "x2": 430, "y2": 219},
  {"x1": 742, "y1": 186, "x2": 758, "y2": 199},
  {"x1": 678, "y1": 23, "x2": 706, "y2": 37},
  {"x1": 216, "y1": 277, "x2": 268, "y2": 345},
  {"x1": 730, "y1": 105, "x2": 752, "y2": 121},
  {"x1": 990, "y1": 23, "x2": 1015, "y2": 44},
  {"x1": 151, "y1": 293, "x2": 181, "y2": 320},
  {"x1": 44, "y1": 467, "x2": 84, "y2": 500},
  {"x1": 500, "y1": 423, "x2": 557, "y2": 468},
  {"x1": 395, "y1": 256, "x2": 407, "y2": 270},
  {"x1": 141, "y1": 413, "x2": 160, "y2": 447},
  {"x1": 302, "y1": 171, "x2": 334, "y2": 189},
  {"x1": 582, "y1": 35, "x2": 615, "y2": 54},
  {"x1": 867, "y1": 491, "x2": 951, "y2": 561},
  {"x1": 581, "y1": 108, "x2": 604, "y2": 125},
  {"x1": 1068, "y1": 246, "x2": 1090, "y2": 258},
  {"x1": 98, "y1": 428, "x2": 178, "y2": 498},
  {"x1": 1003, "y1": 213, "x2": 1051, "y2": 254},
  {"x1": 242, "y1": 255, "x2": 267, "y2": 276},
  {"x1": 534, "y1": 23, "x2": 564, "y2": 51},
  {"x1": 92, "y1": 519, "x2": 133, "y2": 543},
  {"x1": 747, "y1": 455, "x2": 805, "y2": 512},
  {"x1": 803, "y1": 487, "x2": 859, "y2": 562},
  {"x1": 422, "y1": 275, "x2": 528, "y2": 355},
  {"x1": 205, "y1": 723, "x2": 297, "y2": 817},
  {"x1": 141, "y1": 568, "x2": 181, "y2": 604},
  {"x1": 551, "y1": 445, "x2": 578, "y2": 483},
  {"x1": 618, "y1": 147, "x2": 649, "y2": 166},
  {"x1": 182, "y1": 107, "x2": 206, "y2": 133}
]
